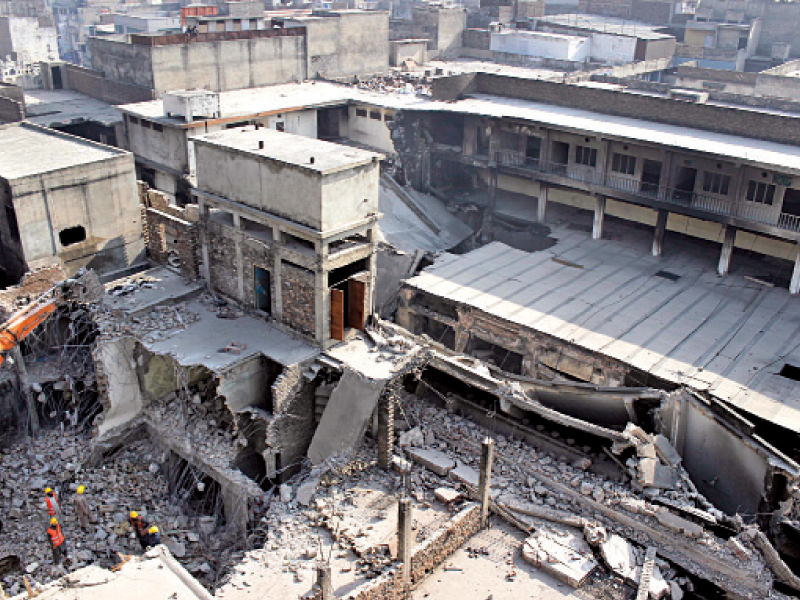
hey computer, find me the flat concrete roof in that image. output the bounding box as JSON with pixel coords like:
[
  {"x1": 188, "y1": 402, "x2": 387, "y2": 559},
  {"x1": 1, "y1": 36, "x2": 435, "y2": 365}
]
[
  {"x1": 0, "y1": 122, "x2": 127, "y2": 180},
  {"x1": 405, "y1": 217, "x2": 800, "y2": 433},
  {"x1": 538, "y1": 14, "x2": 674, "y2": 40},
  {"x1": 24, "y1": 89, "x2": 123, "y2": 128},
  {"x1": 121, "y1": 80, "x2": 800, "y2": 172},
  {"x1": 191, "y1": 127, "x2": 383, "y2": 175}
]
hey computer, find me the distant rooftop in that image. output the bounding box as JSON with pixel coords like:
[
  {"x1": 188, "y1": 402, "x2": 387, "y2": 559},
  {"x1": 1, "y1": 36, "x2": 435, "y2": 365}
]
[
  {"x1": 191, "y1": 127, "x2": 383, "y2": 175},
  {"x1": 537, "y1": 14, "x2": 673, "y2": 40},
  {"x1": 0, "y1": 122, "x2": 127, "y2": 180},
  {"x1": 24, "y1": 89, "x2": 123, "y2": 128}
]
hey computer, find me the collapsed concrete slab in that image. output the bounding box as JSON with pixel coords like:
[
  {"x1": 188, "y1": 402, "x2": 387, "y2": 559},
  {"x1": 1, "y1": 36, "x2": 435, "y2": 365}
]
[
  {"x1": 406, "y1": 447, "x2": 456, "y2": 476},
  {"x1": 522, "y1": 527, "x2": 598, "y2": 587},
  {"x1": 307, "y1": 368, "x2": 387, "y2": 464}
]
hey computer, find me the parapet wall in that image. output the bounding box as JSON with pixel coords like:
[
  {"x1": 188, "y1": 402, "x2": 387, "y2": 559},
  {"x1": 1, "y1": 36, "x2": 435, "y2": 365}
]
[{"x1": 431, "y1": 71, "x2": 800, "y2": 146}]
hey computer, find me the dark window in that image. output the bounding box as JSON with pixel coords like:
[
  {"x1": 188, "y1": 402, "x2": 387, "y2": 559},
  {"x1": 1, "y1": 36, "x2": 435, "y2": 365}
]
[
  {"x1": 152, "y1": 122, "x2": 163, "y2": 132},
  {"x1": 59, "y1": 225, "x2": 86, "y2": 246},
  {"x1": 141, "y1": 120, "x2": 152, "y2": 129},
  {"x1": 225, "y1": 121, "x2": 250, "y2": 129},
  {"x1": 383, "y1": 113, "x2": 394, "y2": 122},
  {"x1": 525, "y1": 136, "x2": 541, "y2": 161},
  {"x1": 575, "y1": 145, "x2": 597, "y2": 167},
  {"x1": 275, "y1": 122, "x2": 285, "y2": 132},
  {"x1": 746, "y1": 181, "x2": 775, "y2": 205},
  {"x1": 369, "y1": 111, "x2": 381, "y2": 120},
  {"x1": 612, "y1": 153, "x2": 636, "y2": 175},
  {"x1": 356, "y1": 108, "x2": 368, "y2": 118},
  {"x1": 702, "y1": 172, "x2": 730, "y2": 195},
  {"x1": 128, "y1": 115, "x2": 139, "y2": 125}
]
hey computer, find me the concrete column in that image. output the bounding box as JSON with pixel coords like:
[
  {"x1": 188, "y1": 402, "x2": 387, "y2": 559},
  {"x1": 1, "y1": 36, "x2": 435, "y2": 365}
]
[
  {"x1": 790, "y1": 243, "x2": 800, "y2": 295},
  {"x1": 398, "y1": 497, "x2": 413, "y2": 587},
  {"x1": 537, "y1": 183, "x2": 548, "y2": 224},
  {"x1": 592, "y1": 194, "x2": 606, "y2": 241},
  {"x1": 652, "y1": 210, "x2": 668, "y2": 257},
  {"x1": 718, "y1": 226, "x2": 736, "y2": 276},
  {"x1": 314, "y1": 269, "x2": 328, "y2": 346},
  {"x1": 377, "y1": 394, "x2": 394, "y2": 470},
  {"x1": 11, "y1": 347, "x2": 38, "y2": 436},
  {"x1": 316, "y1": 563, "x2": 333, "y2": 600},
  {"x1": 478, "y1": 437, "x2": 495, "y2": 528}
]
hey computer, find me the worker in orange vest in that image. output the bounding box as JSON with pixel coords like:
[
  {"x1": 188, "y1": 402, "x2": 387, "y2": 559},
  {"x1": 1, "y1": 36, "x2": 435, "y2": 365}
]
[
  {"x1": 46, "y1": 517, "x2": 67, "y2": 565},
  {"x1": 129, "y1": 511, "x2": 150, "y2": 550},
  {"x1": 44, "y1": 487, "x2": 61, "y2": 520}
]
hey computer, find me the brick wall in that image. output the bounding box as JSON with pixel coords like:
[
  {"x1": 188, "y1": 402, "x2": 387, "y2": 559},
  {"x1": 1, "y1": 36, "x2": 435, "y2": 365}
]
[
  {"x1": 241, "y1": 239, "x2": 275, "y2": 310},
  {"x1": 340, "y1": 503, "x2": 481, "y2": 600},
  {"x1": 431, "y1": 72, "x2": 800, "y2": 146},
  {"x1": 206, "y1": 225, "x2": 240, "y2": 300},
  {"x1": 266, "y1": 364, "x2": 316, "y2": 481},
  {"x1": 64, "y1": 63, "x2": 155, "y2": 105},
  {"x1": 280, "y1": 261, "x2": 316, "y2": 337},
  {"x1": 139, "y1": 186, "x2": 200, "y2": 280}
]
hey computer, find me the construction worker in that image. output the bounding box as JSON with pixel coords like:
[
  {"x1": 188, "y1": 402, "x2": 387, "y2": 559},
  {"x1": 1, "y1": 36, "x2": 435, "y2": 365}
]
[
  {"x1": 142, "y1": 525, "x2": 161, "y2": 549},
  {"x1": 129, "y1": 511, "x2": 150, "y2": 550},
  {"x1": 75, "y1": 485, "x2": 94, "y2": 530},
  {"x1": 46, "y1": 517, "x2": 67, "y2": 565},
  {"x1": 44, "y1": 487, "x2": 61, "y2": 521}
]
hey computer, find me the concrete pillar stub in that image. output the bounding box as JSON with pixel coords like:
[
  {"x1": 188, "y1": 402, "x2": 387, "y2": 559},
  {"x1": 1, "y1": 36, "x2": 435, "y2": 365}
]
[
  {"x1": 479, "y1": 437, "x2": 495, "y2": 528},
  {"x1": 398, "y1": 497, "x2": 413, "y2": 587},
  {"x1": 718, "y1": 227, "x2": 736, "y2": 276},
  {"x1": 537, "y1": 184, "x2": 548, "y2": 224},
  {"x1": 592, "y1": 195, "x2": 606, "y2": 241},
  {"x1": 791, "y1": 243, "x2": 800, "y2": 294},
  {"x1": 652, "y1": 210, "x2": 668, "y2": 257},
  {"x1": 316, "y1": 563, "x2": 333, "y2": 600}
]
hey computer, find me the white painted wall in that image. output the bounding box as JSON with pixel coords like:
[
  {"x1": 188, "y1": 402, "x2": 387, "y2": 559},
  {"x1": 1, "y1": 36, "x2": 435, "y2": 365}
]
[
  {"x1": 490, "y1": 30, "x2": 590, "y2": 62},
  {"x1": 588, "y1": 33, "x2": 638, "y2": 65},
  {"x1": 5, "y1": 17, "x2": 58, "y2": 63},
  {"x1": 347, "y1": 105, "x2": 396, "y2": 154}
]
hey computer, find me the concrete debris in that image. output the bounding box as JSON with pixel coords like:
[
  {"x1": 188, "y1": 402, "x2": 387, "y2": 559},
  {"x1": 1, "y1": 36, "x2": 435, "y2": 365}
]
[
  {"x1": 295, "y1": 474, "x2": 320, "y2": 507},
  {"x1": 406, "y1": 447, "x2": 456, "y2": 476},
  {"x1": 397, "y1": 426, "x2": 424, "y2": 448},
  {"x1": 654, "y1": 507, "x2": 703, "y2": 539},
  {"x1": 521, "y1": 527, "x2": 597, "y2": 587},
  {"x1": 434, "y1": 488, "x2": 462, "y2": 504}
]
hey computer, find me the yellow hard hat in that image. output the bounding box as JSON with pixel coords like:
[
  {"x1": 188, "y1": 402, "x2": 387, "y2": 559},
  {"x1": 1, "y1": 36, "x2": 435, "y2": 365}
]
[
  {"x1": 77, "y1": 485, "x2": 85, "y2": 495},
  {"x1": 50, "y1": 518, "x2": 58, "y2": 525},
  {"x1": 130, "y1": 511, "x2": 138, "y2": 519},
  {"x1": 149, "y1": 526, "x2": 159, "y2": 534},
  {"x1": 45, "y1": 488, "x2": 52, "y2": 494}
]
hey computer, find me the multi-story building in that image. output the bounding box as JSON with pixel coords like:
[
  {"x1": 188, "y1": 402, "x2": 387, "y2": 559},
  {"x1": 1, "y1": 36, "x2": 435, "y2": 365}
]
[{"x1": 191, "y1": 127, "x2": 382, "y2": 347}]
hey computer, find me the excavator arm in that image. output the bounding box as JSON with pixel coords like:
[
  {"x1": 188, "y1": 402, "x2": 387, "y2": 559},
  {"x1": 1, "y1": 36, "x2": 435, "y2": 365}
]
[{"x1": 0, "y1": 299, "x2": 59, "y2": 368}]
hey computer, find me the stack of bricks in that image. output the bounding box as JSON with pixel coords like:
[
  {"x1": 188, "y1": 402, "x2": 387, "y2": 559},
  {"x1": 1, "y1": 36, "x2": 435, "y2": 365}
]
[
  {"x1": 280, "y1": 263, "x2": 316, "y2": 337},
  {"x1": 138, "y1": 183, "x2": 201, "y2": 280}
]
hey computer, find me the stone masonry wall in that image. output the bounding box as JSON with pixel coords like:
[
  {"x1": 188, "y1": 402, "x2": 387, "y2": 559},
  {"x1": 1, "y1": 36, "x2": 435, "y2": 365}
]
[
  {"x1": 280, "y1": 262, "x2": 316, "y2": 337},
  {"x1": 139, "y1": 185, "x2": 200, "y2": 280},
  {"x1": 206, "y1": 225, "x2": 239, "y2": 301},
  {"x1": 266, "y1": 364, "x2": 316, "y2": 481}
]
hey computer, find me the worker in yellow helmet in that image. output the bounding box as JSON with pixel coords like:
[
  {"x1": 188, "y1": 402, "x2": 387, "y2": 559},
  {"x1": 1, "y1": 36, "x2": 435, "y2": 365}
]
[
  {"x1": 143, "y1": 525, "x2": 161, "y2": 549},
  {"x1": 129, "y1": 511, "x2": 150, "y2": 550},
  {"x1": 44, "y1": 487, "x2": 61, "y2": 521},
  {"x1": 46, "y1": 517, "x2": 67, "y2": 565},
  {"x1": 74, "y1": 485, "x2": 94, "y2": 530}
]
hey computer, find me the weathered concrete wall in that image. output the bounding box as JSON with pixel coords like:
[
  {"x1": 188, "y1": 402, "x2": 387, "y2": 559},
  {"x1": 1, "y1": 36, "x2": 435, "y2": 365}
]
[
  {"x1": 0, "y1": 95, "x2": 23, "y2": 123},
  {"x1": 347, "y1": 105, "x2": 396, "y2": 154},
  {"x1": 302, "y1": 11, "x2": 389, "y2": 80},
  {"x1": 0, "y1": 177, "x2": 27, "y2": 286},
  {"x1": 194, "y1": 142, "x2": 380, "y2": 232},
  {"x1": 7, "y1": 151, "x2": 144, "y2": 277},
  {"x1": 89, "y1": 37, "x2": 157, "y2": 90},
  {"x1": 94, "y1": 336, "x2": 144, "y2": 437},
  {"x1": 127, "y1": 119, "x2": 190, "y2": 175},
  {"x1": 62, "y1": 63, "x2": 156, "y2": 105},
  {"x1": 431, "y1": 72, "x2": 800, "y2": 146},
  {"x1": 390, "y1": 39, "x2": 427, "y2": 66},
  {"x1": 0, "y1": 16, "x2": 58, "y2": 64}
]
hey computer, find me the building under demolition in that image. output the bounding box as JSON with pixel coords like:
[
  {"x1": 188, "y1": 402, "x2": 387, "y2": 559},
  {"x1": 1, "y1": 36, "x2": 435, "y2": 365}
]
[{"x1": 6, "y1": 52, "x2": 800, "y2": 600}]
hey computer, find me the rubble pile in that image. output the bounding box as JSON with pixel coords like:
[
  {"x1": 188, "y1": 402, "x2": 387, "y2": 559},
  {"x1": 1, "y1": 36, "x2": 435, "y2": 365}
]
[
  {"x1": 353, "y1": 70, "x2": 431, "y2": 96},
  {"x1": 94, "y1": 301, "x2": 200, "y2": 343},
  {"x1": 0, "y1": 431, "x2": 225, "y2": 594},
  {"x1": 397, "y1": 394, "x2": 775, "y2": 598}
]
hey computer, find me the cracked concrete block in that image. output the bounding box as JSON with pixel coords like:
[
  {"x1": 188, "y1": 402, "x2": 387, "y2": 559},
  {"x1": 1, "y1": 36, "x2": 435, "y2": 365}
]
[
  {"x1": 450, "y1": 462, "x2": 480, "y2": 488},
  {"x1": 637, "y1": 458, "x2": 678, "y2": 490},
  {"x1": 406, "y1": 447, "x2": 456, "y2": 476},
  {"x1": 654, "y1": 434, "x2": 682, "y2": 467},
  {"x1": 655, "y1": 507, "x2": 703, "y2": 538},
  {"x1": 600, "y1": 534, "x2": 637, "y2": 580},
  {"x1": 295, "y1": 476, "x2": 320, "y2": 507},
  {"x1": 434, "y1": 488, "x2": 462, "y2": 504},
  {"x1": 523, "y1": 528, "x2": 598, "y2": 587}
]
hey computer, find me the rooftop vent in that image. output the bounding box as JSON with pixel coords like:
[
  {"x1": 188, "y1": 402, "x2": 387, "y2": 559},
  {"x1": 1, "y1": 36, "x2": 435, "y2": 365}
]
[{"x1": 163, "y1": 89, "x2": 221, "y2": 123}]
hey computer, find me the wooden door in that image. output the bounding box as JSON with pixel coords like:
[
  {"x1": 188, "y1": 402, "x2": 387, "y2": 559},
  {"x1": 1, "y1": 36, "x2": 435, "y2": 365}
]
[
  {"x1": 348, "y1": 279, "x2": 366, "y2": 331},
  {"x1": 330, "y1": 289, "x2": 344, "y2": 341}
]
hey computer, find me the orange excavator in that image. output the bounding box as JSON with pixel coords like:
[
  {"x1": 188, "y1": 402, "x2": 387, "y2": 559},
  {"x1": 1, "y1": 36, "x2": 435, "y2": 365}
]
[{"x1": 0, "y1": 270, "x2": 102, "y2": 368}]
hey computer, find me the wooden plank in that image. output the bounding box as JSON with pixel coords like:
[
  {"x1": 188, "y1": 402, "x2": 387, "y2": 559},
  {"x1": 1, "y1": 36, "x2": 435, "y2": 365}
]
[
  {"x1": 348, "y1": 279, "x2": 366, "y2": 331},
  {"x1": 331, "y1": 289, "x2": 344, "y2": 341}
]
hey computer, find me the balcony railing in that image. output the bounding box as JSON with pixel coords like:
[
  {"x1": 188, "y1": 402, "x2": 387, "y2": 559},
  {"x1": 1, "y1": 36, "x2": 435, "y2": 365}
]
[{"x1": 492, "y1": 149, "x2": 800, "y2": 234}]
